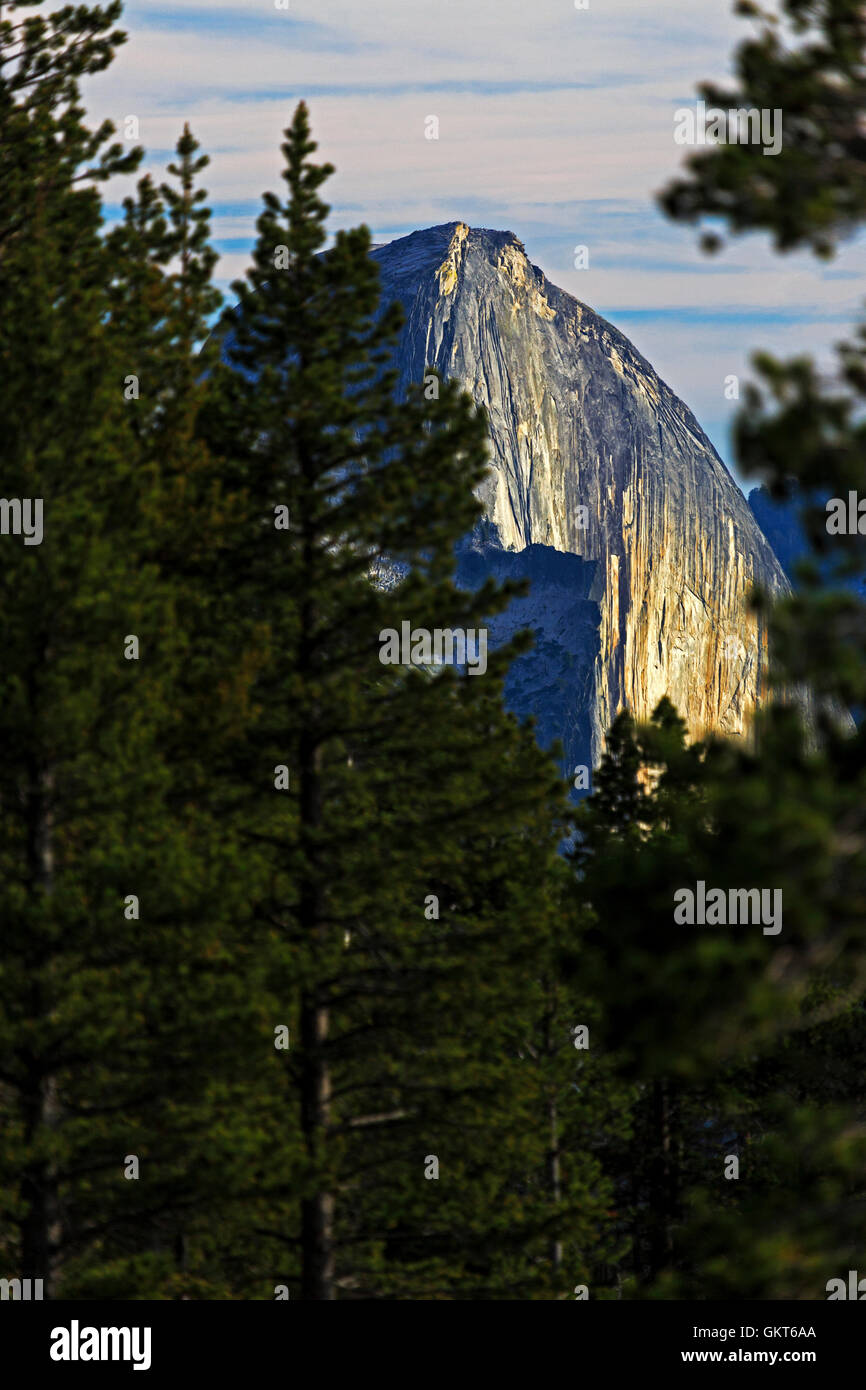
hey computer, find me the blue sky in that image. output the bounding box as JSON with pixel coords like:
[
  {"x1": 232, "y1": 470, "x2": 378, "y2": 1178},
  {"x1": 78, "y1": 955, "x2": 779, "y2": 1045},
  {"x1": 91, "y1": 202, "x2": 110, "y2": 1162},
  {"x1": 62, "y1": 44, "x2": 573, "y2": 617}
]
[{"x1": 84, "y1": 0, "x2": 866, "y2": 487}]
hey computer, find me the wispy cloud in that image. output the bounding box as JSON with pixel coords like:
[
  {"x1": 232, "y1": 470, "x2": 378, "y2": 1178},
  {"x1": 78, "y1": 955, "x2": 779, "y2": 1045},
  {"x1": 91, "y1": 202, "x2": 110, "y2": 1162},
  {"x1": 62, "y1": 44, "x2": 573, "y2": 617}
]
[{"x1": 84, "y1": 0, "x2": 866, "y2": 478}]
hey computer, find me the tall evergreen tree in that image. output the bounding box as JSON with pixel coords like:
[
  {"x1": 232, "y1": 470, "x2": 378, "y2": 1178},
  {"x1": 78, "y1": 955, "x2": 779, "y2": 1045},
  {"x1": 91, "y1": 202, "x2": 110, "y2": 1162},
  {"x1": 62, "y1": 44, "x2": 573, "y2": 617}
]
[
  {"x1": 569, "y1": 0, "x2": 866, "y2": 1296},
  {"x1": 200, "y1": 102, "x2": 622, "y2": 1299},
  {"x1": 568, "y1": 694, "x2": 859, "y2": 1297},
  {"x1": 0, "y1": 5, "x2": 265, "y2": 1298}
]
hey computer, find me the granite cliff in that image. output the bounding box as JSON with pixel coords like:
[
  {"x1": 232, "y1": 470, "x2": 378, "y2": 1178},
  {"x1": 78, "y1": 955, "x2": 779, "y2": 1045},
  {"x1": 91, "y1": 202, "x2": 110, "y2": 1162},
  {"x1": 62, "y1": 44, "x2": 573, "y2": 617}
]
[{"x1": 372, "y1": 222, "x2": 789, "y2": 777}]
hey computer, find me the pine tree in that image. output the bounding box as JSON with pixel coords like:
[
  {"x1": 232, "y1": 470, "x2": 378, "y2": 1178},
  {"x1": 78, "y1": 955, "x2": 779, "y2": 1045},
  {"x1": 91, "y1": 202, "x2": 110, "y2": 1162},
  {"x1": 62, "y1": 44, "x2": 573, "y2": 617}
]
[
  {"x1": 649, "y1": 0, "x2": 866, "y2": 1299},
  {"x1": 0, "y1": 8, "x2": 265, "y2": 1297},
  {"x1": 200, "y1": 101, "x2": 621, "y2": 1299},
  {"x1": 566, "y1": 696, "x2": 849, "y2": 1295},
  {"x1": 659, "y1": 0, "x2": 866, "y2": 258}
]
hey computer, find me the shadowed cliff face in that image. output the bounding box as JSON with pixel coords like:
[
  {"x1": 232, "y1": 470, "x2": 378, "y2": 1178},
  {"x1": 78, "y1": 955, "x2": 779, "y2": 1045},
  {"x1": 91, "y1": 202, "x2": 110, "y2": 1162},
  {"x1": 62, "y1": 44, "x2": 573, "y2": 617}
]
[{"x1": 373, "y1": 222, "x2": 789, "y2": 778}]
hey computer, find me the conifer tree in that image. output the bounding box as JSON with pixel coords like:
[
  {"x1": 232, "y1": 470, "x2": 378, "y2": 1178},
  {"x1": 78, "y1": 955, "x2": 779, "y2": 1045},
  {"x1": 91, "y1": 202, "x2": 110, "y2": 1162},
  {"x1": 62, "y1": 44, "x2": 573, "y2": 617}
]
[
  {"x1": 568, "y1": 695, "x2": 854, "y2": 1295},
  {"x1": 0, "y1": 5, "x2": 263, "y2": 1297},
  {"x1": 200, "y1": 101, "x2": 621, "y2": 1299},
  {"x1": 651, "y1": 0, "x2": 866, "y2": 1299}
]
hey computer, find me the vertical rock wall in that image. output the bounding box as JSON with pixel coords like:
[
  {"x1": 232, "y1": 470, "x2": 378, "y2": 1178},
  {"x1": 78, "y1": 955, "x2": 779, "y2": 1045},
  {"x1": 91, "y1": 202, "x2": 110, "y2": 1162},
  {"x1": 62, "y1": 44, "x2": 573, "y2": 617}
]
[{"x1": 374, "y1": 222, "x2": 787, "y2": 772}]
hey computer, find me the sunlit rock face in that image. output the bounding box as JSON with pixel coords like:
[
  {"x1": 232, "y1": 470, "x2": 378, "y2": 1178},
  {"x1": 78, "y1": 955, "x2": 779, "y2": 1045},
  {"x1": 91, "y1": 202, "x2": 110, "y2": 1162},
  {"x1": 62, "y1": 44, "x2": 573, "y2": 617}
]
[{"x1": 374, "y1": 222, "x2": 788, "y2": 777}]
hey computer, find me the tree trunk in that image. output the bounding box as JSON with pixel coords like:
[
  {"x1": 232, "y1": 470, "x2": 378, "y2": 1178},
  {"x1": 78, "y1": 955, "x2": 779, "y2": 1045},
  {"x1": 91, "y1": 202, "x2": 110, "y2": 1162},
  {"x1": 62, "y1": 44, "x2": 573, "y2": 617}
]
[
  {"x1": 297, "y1": 640, "x2": 333, "y2": 1296},
  {"x1": 543, "y1": 995, "x2": 562, "y2": 1274},
  {"x1": 547, "y1": 1092, "x2": 563, "y2": 1273},
  {"x1": 300, "y1": 994, "x2": 334, "y2": 1299},
  {"x1": 20, "y1": 1073, "x2": 61, "y2": 1294},
  {"x1": 647, "y1": 1078, "x2": 674, "y2": 1279},
  {"x1": 21, "y1": 763, "x2": 61, "y2": 1294}
]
